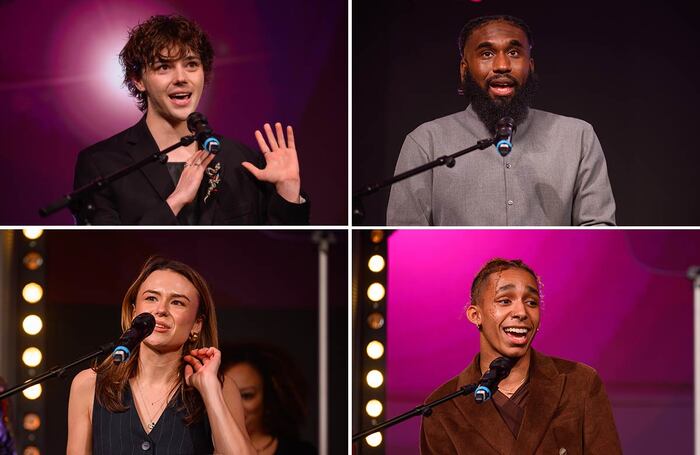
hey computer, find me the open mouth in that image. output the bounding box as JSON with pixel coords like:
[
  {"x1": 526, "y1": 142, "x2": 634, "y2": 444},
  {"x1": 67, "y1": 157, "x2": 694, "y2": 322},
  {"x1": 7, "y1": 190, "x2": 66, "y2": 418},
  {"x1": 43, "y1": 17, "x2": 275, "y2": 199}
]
[
  {"x1": 154, "y1": 322, "x2": 171, "y2": 332},
  {"x1": 488, "y1": 79, "x2": 516, "y2": 97},
  {"x1": 169, "y1": 92, "x2": 192, "y2": 106},
  {"x1": 502, "y1": 326, "x2": 530, "y2": 345}
]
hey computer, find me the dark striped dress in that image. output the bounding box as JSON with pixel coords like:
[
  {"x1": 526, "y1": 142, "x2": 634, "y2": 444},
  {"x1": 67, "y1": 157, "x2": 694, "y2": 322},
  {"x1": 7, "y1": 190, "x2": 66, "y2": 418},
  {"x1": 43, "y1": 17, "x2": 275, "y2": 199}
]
[{"x1": 92, "y1": 384, "x2": 213, "y2": 454}]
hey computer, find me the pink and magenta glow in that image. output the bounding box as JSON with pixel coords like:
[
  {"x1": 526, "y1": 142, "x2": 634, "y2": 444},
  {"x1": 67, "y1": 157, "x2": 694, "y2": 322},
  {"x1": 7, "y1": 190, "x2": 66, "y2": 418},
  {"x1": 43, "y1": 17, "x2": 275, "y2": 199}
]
[{"x1": 384, "y1": 230, "x2": 697, "y2": 454}]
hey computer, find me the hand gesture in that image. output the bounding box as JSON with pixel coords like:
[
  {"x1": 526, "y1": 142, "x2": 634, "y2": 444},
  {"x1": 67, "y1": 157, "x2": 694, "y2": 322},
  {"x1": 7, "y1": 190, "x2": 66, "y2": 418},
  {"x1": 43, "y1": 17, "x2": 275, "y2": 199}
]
[
  {"x1": 183, "y1": 347, "x2": 221, "y2": 394},
  {"x1": 242, "y1": 122, "x2": 301, "y2": 203},
  {"x1": 166, "y1": 150, "x2": 215, "y2": 215}
]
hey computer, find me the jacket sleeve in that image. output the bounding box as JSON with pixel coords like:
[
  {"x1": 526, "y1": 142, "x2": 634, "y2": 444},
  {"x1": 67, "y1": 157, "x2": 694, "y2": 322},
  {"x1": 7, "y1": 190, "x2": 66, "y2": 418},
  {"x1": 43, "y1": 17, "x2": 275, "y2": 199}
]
[
  {"x1": 420, "y1": 414, "x2": 457, "y2": 455},
  {"x1": 387, "y1": 134, "x2": 433, "y2": 226},
  {"x1": 583, "y1": 372, "x2": 622, "y2": 454},
  {"x1": 73, "y1": 151, "x2": 178, "y2": 226},
  {"x1": 572, "y1": 125, "x2": 616, "y2": 226}
]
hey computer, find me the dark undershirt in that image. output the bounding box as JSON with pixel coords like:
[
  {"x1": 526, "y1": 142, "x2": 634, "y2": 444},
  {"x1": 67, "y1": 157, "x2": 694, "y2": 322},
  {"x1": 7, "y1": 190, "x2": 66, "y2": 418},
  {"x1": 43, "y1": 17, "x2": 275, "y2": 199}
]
[
  {"x1": 492, "y1": 381, "x2": 529, "y2": 438},
  {"x1": 165, "y1": 162, "x2": 198, "y2": 225}
]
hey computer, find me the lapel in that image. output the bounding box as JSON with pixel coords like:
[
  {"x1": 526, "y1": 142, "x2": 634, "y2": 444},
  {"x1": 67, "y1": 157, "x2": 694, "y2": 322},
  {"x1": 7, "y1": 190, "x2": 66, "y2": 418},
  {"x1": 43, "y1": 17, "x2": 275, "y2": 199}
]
[
  {"x1": 453, "y1": 354, "x2": 516, "y2": 455},
  {"x1": 124, "y1": 116, "x2": 176, "y2": 202},
  {"x1": 513, "y1": 350, "x2": 566, "y2": 455}
]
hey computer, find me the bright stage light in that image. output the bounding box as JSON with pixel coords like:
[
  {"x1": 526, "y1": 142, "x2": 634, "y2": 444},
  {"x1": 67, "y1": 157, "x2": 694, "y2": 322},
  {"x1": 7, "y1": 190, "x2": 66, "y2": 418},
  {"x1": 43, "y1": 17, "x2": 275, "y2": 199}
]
[
  {"x1": 367, "y1": 283, "x2": 385, "y2": 302},
  {"x1": 22, "y1": 283, "x2": 43, "y2": 304},
  {"x1": 22, "y1": 229, "x2": 43, "y2": 240},
  {"x1": 22, "y1": 315, "x2": 43, "y2": 335},
  {"x1": 366, "y1": 340, "x2": 384, "y2": 359},
  {"x1": 23, "y1": 412, "x2": 41, "y2": 431},
  {"x1": 365, "y1": 432, "x2": 382, "y2": 447},
  {"x1": 22, "y1": 384, "x2": 42, "y2": 400},
  {"x1": 366, "y1": 370, "x2": 384, "y2": 388},
  {"x1": 368, "y1": 254, "x2": 385, "y2": 272},
  {"x1": 365, "y1": 399, "x2": 383, "y2": 418},
  {"x1": 22, "y1": 347, "x2": 42, "y2": 367}
]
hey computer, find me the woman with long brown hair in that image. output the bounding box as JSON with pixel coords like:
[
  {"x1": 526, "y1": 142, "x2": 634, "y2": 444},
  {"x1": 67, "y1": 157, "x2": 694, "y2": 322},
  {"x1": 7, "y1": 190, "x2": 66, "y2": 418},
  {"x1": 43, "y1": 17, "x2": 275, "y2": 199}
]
[{"x1": 67, "y1": 256, "x2": 254, "y2": 454}]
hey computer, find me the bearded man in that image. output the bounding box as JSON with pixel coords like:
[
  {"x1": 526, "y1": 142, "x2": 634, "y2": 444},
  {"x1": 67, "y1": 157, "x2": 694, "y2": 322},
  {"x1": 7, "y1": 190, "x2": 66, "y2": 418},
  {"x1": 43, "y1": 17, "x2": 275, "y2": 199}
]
[{"x1": 386, "y1": 15, "x2": 616, "y2": 226}]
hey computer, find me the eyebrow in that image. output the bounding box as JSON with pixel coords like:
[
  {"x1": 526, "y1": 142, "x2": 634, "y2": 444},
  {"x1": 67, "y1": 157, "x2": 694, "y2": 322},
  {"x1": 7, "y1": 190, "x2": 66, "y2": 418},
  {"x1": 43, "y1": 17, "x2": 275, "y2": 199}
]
[
  {"x1": 476, "y1": 39, "x2": 525, "y2": 50},
  {"x1": 495, "y1": 283, "x2": 540, "y2": 295},
  {"x1": 142, "y1": 290, "x2": 191, "y2": 301}
]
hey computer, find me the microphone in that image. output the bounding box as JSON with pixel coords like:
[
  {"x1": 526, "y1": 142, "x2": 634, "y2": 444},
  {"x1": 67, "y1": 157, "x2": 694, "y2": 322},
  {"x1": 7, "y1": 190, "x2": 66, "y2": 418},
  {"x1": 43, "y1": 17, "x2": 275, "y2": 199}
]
[
  {"x1": 187, "y1": 112, "x2": 221, "y2": 154},
  {"x1": 474, "y1": 356, "x2": 516, "y2": 403},
  {"x1": 495, "y1": 117, "x2": 516, "y2": 157},
  {"x1": 111, "y1": 313, "x2": 156, "y2": 363}
]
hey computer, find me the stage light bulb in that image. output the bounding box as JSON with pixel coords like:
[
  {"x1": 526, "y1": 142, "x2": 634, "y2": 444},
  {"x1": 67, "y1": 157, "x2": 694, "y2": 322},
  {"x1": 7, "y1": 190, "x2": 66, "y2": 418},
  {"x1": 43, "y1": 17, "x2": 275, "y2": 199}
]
[
  {"x1": 22, "y1": 347, "x2": 42, "y2": 367},
  {"x1": 22, "y1": 315, "x2": 43, "y2": 335},
  {"x1": 22, "y1": 283, "x2": 43, "y2": 303},
  {"x1": 22, "y1": 384, "x2": 42, "y2": 400},
  {"x1": 366, "y1": 340, "x2": 384, "y2": 359},
  {"x1": 368, "y1": 255, "x2": 385, "y2": 272},
  {"x1": 23, "y1": 412, "x2": 41, "y2": 431},
  {"x1": 365, "y1": 432, "x2": 382, "y2": 447},
  {"x1": 366, "y1": 399, "x2": 383, "y2": 417},
  {"x1": 23, "y1": 252, "x2": 44, "y2": 271},
  {"x1": 366, "y1": 370, "x2": 384, "y2": 388},
  {"x1": 22, "y1": 229, "x2": 43, "y2": 240},
  {"x1": 367, "y1": 283, "x2": 385, "y2": 302},
  {"x1": 370, "y1": 230, "x2": 384, "y2": 244},
  {"x1": 367, "y1": 312, "x2": 385, "y2": 329}
]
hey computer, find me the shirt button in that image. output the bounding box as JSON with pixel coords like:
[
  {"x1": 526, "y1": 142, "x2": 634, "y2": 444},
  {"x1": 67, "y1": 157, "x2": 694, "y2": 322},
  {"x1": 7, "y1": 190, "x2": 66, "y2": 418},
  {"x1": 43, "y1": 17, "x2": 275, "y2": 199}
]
[
  {"x1": 505, "y1": 163, "x2": 512, "y2": 169},
  {"x1": 507, "y1": 200, "x2": 514, "y2": 206},
  {"x1": 141, "y1": 441, "x2": 151, "y2": 451}
]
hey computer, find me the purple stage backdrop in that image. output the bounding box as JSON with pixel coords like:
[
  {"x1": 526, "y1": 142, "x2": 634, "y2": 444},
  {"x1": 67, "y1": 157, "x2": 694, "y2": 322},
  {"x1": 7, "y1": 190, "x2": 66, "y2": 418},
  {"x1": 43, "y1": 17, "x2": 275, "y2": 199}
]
[
  {"x1": 0, "y1": 0, "x2": 347, "y2": 224},
  {"x1": 385, "y1": 230, "x2": 698, "y2": 454}
]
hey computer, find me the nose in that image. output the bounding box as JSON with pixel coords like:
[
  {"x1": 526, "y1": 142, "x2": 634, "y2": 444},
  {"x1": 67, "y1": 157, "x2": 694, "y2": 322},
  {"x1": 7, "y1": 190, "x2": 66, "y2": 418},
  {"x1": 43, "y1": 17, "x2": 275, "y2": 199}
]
[
  {"x1": 153, "y1": 299, "x2": 169, "y2": 316},
  {"x1": 492, "y1": 51, "x2": 511, "y2": 74},
  {"x1": 510, "y1": 300, "x2": 528, "y2": 320},
  {"x1": 173, "y1": 63, "x2": 187, "y2": 84}
]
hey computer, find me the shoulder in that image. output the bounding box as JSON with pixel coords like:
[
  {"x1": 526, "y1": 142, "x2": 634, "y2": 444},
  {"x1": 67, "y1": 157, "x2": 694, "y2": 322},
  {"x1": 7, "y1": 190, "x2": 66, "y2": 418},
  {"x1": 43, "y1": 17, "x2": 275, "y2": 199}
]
[
  {"x1": 76, "y1": 123, "x2": 138, "y2": 163},
  {"x1": 529, "y1": 108, "x2": 596, "y2": 133},
  {"x1": 71, "y1": 368, "x2": 97, "y2": 394},
  {"x1": 216, "y1": 135, "x2": 260, "y2": 163},
  {"x1": 424, "y1": 373, "x2": 461, "y2": 404},
  {"x1": 539, "y1": 353, "x2": 601, "y2": 388},
  {"x1": 409, "y1": 110, "x2": 469, "y2": 140}
]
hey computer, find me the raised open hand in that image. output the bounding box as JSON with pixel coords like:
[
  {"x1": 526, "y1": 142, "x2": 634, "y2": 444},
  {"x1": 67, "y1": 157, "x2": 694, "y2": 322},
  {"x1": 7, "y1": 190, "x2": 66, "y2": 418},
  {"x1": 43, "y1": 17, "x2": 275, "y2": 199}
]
[{"x1": 242, "y1": 122, "x2": 301, "y2": 203}]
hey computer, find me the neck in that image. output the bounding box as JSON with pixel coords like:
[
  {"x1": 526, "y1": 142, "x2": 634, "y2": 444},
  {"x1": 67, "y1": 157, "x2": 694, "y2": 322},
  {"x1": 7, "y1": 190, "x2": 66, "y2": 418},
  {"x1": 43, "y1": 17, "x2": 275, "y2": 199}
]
[
  {"x1": 145, "y1": 110, "x2": 191, "y2": 148},
  {"x1": 478, "y1": 347, "x2": 531, "y2": 391},
  {"x1": 136, "y1": 343, "x2": 181, "y2": 386}
]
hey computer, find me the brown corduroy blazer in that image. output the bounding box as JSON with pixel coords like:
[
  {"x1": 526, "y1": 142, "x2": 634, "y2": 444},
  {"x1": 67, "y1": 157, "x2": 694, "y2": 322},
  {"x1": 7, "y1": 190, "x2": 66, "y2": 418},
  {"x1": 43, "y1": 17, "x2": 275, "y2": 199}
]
[{"x1": 420, "y1": 350, "x2": 622, "y2": 455}]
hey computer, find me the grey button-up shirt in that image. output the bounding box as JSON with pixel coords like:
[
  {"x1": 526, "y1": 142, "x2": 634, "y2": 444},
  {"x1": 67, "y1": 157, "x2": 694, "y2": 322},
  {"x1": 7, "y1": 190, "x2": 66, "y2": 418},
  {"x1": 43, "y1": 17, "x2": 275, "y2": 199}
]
[{"x1": 386, "y1": 105, "x2": 616, "y2": 226}]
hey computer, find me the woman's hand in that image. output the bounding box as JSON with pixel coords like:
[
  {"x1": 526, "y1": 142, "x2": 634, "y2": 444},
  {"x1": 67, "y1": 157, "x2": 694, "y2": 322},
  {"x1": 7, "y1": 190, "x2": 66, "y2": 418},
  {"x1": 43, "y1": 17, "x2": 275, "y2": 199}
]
[
  {"x1": 166, "y1": 150, "x2": 216, "y2": 216},
  {"x1": 183, "y1": 347, "x2": 221, "y2": 394},
  {"x1": 242, "y1": 122, "x2": 302, "y2": 203}
]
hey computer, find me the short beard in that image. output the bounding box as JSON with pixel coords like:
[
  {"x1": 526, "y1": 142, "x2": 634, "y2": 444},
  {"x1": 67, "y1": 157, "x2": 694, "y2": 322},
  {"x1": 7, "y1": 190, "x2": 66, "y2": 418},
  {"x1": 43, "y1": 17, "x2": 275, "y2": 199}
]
[{"x1": 460, "y1": 71, "x2": 539, "y2": 134}]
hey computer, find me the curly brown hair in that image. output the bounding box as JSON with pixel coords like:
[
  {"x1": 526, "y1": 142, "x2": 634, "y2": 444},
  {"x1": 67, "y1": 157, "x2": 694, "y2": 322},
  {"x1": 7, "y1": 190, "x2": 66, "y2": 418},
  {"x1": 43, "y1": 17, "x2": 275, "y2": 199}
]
[{"x1": 119, "y1": 15, "x2": 215, "y2": 112}]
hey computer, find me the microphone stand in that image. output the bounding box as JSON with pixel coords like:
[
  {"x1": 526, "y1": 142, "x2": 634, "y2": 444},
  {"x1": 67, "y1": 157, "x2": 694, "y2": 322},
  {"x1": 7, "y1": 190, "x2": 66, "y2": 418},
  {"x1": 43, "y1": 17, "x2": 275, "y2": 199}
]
[
  {"x1": 38, "y1": 135, "x2": 197, "y2": 223},
  {"x1": 0, "y1": 341, "x2": 115, "y2": 400},
  {"x1": 352, "y1": 137, "x2": 496, "y2": 224},
  {"x1": 352, "y1": 383, "x2": 477, "y2": 442}
]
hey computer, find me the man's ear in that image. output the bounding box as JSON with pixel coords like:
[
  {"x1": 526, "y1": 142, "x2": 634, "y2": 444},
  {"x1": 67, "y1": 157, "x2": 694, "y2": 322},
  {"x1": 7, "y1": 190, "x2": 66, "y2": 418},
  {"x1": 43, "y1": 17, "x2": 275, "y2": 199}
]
[
  {"x1": 529, "y1": 57, "x2": 535, "y2": 74},
  {"x1": 459, "y1": 58, "x2": 468, "y2": 84},
  {"x1": 132, "y1": 77, "x2": 146, "y2": 93},
  {"x1": 466, "y1": 304, "x2": 481, "y2": 326}
]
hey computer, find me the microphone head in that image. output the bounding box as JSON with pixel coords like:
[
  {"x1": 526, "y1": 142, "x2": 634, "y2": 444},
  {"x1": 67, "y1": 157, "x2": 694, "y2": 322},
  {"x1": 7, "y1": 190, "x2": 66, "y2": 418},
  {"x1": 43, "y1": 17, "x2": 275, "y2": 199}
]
[
  {"x1": 495, "y1": 117, "x2": 515, "y2": 157},
  {"x1": 187, "y1": 112, "x2": 208, "y2": 134},
  {"x1": 132, "y1": 312, "x2": 156, "y2": 334},
  {"x1": 489, "y1": 356, "x2": 516, "y2": 373}
]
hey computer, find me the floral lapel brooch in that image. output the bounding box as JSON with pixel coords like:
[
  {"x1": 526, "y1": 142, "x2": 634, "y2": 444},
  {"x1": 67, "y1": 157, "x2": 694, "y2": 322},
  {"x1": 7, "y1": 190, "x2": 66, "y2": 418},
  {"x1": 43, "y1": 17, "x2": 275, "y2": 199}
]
[{"x1": 204, "y1": 162, "x2": 222, "y2": 204}]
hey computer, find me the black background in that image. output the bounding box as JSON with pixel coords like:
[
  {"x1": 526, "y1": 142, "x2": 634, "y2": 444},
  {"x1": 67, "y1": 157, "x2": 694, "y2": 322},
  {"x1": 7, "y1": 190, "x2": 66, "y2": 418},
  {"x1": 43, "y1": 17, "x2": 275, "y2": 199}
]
[{"x1": 353, "y1": 0, "x2": 699, "y2": 225}]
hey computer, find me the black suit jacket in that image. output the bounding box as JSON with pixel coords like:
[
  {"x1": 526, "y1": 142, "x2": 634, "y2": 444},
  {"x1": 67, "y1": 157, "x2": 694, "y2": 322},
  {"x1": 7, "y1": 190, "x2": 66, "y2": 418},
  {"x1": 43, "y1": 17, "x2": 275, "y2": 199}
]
[{"x1": 73, "y1": 116, "x2": 310, "y2": 225}]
